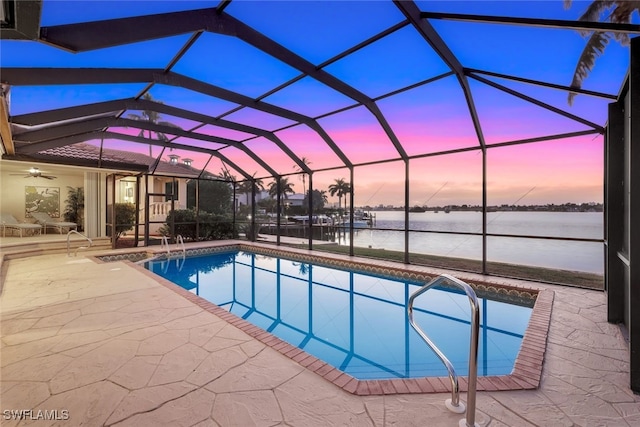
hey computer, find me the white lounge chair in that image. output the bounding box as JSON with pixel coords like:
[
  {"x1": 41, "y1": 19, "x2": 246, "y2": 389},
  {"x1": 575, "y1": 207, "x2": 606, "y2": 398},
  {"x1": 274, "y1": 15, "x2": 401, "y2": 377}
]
[
  {"x1": 0, "y1": 213, "x2": 42, "y2": 237},
  {"x1": 30, "y1": 212, "x2": 78, "y2": 234}
]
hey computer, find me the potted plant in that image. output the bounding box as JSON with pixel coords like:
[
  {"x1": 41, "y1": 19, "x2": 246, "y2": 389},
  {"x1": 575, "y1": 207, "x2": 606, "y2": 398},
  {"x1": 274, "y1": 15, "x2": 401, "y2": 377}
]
[{"x1": 63, "y1": 186, "x2": 84, "y2": 231}]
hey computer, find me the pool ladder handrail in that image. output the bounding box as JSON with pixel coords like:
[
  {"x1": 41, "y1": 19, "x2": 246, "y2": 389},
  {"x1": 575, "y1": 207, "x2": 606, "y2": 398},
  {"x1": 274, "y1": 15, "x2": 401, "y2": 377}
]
[
  {"x1": 160, "y1": 235, "x2": 170, "y2": 257},
  {"x1": 66, "y1": 230, "x2": 93, "y2": 257},
  {"x1": 175, "y1": 235, "x2": 186, "y2": 271},
  {"x1": 160, "y1": 235, "x2": 186, "y2": 270},
  {"x1": 407, "y1": 274, "x2": 480, "y2": 427},
  {"x1": 176, "y1": 234, "x2": 185, "y2": 256}
]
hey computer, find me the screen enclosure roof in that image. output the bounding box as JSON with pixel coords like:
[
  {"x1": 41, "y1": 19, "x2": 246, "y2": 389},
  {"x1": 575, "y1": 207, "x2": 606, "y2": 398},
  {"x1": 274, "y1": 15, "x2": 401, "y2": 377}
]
[{"x1": 1, "y1": 0, "x2": 638, "y2": 182}]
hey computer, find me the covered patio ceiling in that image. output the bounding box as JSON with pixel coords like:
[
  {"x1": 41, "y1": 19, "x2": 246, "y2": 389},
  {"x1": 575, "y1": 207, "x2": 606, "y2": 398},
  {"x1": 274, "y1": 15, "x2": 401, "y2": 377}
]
[{"x1": 0, "y1": 0, "x2": 638, "y2": 183}]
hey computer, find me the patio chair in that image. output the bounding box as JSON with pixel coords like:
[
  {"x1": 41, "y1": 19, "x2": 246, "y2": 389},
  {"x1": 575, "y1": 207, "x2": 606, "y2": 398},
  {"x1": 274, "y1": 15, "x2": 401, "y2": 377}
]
[
  {"x1": 0, "y1": 213, "x2": 42, "y2": 237},
  {"x1": 30, "y1": 212, "x2": 78, "y2": 234}
]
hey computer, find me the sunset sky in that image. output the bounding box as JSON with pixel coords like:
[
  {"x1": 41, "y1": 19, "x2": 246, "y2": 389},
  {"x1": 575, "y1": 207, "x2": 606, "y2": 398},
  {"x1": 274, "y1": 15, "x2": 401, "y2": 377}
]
[{"x1": 2, "y1": 1, "x2": 636, "y2": 206}]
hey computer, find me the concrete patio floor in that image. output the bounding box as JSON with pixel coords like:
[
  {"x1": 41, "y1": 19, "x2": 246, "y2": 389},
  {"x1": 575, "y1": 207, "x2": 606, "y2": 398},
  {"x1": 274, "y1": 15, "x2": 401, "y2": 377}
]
[{"x1": 1, "y1": 248, "x2": 638, "y2": 426}]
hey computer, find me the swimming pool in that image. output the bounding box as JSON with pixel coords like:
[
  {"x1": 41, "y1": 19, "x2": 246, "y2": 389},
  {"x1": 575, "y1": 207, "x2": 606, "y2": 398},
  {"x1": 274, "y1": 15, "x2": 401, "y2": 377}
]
[{"x1": 144, "y1": 249, "x2": 534, "y2": 381}]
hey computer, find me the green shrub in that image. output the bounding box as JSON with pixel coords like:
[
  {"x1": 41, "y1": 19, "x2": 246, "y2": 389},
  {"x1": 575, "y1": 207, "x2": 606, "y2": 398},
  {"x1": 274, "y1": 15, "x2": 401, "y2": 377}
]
[
  {"x1": 106, "y1": 203, "x2": 137, "y2": 241},
  {"x1": 160, "y1": 209, "x2": 237, "y2": 241}
]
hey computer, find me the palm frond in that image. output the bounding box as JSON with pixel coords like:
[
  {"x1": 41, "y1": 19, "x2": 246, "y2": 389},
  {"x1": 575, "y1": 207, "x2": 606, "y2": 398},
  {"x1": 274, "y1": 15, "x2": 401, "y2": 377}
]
[
  {"x1": 575, "y1": 0, "x2": 616, "y2": 36},
  {"x1": 578, "y1": 0, "x2": 616, "y2": 22},
  {"x1": 610, "y1": 1, "x2": 639, "y2": 44},
  {"x1": 568, "y1": 31, "x2": 611, "y2": 105}
]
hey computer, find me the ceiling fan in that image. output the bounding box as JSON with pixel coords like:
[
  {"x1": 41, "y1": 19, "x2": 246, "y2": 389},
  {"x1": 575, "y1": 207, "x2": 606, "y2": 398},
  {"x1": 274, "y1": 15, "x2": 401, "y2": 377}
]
[{"x1": 10, "y1": 167, "x2": 57, "y2": 180}]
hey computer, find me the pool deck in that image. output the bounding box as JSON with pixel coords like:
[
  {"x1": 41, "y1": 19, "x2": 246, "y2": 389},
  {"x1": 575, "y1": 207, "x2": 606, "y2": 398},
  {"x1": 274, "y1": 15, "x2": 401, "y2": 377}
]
[{"x1": 1, "y1": 240, "x2": 638, "y2": 426}]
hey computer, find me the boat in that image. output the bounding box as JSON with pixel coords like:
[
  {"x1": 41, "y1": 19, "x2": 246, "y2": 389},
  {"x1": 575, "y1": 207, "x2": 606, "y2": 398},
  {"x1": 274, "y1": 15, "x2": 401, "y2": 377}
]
[
  {"x1": 289, "y1": 215, "x2": 333, "y2": 225},
  {"x1": 336, "y1": 209, "x2": 373, "y2": 229}
]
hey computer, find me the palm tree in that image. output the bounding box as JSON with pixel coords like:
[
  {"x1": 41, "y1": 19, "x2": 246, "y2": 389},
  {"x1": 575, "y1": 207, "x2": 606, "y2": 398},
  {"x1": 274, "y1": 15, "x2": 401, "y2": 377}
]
[
  {"x1": 238, "y1": 174, "x2": 264, "y2": 206},
  {"x1": 304, "y1": 189, "x2": 328, "y2": 211},
  {"x1": 219, "y1": 167, "x2": 238, "y2": 210},
  {"x1": 219, "y1": 167, "x2": 236, "y2": 183},
  {"x1": 293, "y1": 157, "x2": 312, "y2": 196},
  {"x1": 268, "y1": 177, "x2": 295, "y2": 200},
  {"x1": 127, "y1": 93, "x2": 181, "y2": 157},
  {"x1": 328, "y1": 178, "x2": 351, "y2": 213},
  {"x1": 565, "y1": 1, "x2": 640, "y2": 105}
]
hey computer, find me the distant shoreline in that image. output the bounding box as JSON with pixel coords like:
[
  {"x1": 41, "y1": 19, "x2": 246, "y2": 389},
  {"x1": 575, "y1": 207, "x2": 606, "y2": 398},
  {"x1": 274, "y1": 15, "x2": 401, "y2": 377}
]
[{"x1": 363, "y1": 203, "x2": 603, "y2": 213}]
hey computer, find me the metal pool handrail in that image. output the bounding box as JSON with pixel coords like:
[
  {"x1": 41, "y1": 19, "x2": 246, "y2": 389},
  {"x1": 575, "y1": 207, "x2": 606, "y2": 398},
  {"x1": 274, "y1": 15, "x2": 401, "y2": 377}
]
[
  {"x1": 407, "y1": 274, "x2": 480, "y2": 427},
  {"x1": 176, "y1": 234, "x2": 185, "y2": 257},
  {"x1": 160, "y1": 235, "x2": 170, "y2": 256},
  {"x1": 66, "y1": 230, "x2": 93, "y2": 257}
]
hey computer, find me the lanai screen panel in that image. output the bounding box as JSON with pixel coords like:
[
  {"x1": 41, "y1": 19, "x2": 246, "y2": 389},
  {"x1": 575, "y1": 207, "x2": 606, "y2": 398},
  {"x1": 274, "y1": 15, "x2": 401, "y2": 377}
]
[
  {"x1": 171, "y1": 32, "x2": 301, "y2": 99},
  {"x1": 39, "y1": 0, "x2": 217, "y2": 24},
  {"x1": 352, "y1": 162, "x2": 404, "y2": 252},
  {"x1": 409, "y1": 152, "x2": 482, "y2": 221},
  {"x1": 430, "y1": 16, "x2": 632, "y2": 96},
  {"x1": 146, "y1": 85, "x2": 240, "y2": 118},
  {"x1": 120, "y1": 111, "x2": 203, "y2": 135},
  {"x1": 203, "y1": 158, "x2": 246, "y2": 182},
  {"x1": 168, "y1": 137, "x2": 226, "y2": 152},
  {"x1": 197, "y1": 125, "x2": 256, "y2": 142},
  {"x1": 217, "y1": 145, "x2": 271, "y2": 179},
  {"x1": 354, "y1": 162, "x2": 405, "y2": 209},
  {"x1": 469, "y1": 79, "x2": 595, "y2": 144},
  {"x1": 474, "y1": 74, "x2": 615, "y2": 127},
  {"x1": 486, "y1": 135, "x2": 604, "y2": 215},
  {"x1": 263, "y1": 76, "x2": 356, "y2": 119},
  {"x1": 314, "y1": 168, "x2": 351, "y2": 211},
  {"x1": 484, "y1": 132, "x2": 605, "y2": 278},
  {"x1": 323, "y1": 25, "x2": 451, "y2": 99},
  {"x1": 0, "y1": 35, "x2": 193, "y2": 68},
  {"x1": 275, "y1": 125, "x2": 346, "y2": 171},
  {"x1": 8, "y1": 84, "x2": 149, "y2": 116},
  {"x1": 223, "y1": 108, "x2": 298, "y2": 132},
  {"x1": 377, "y1": 75, "x2": 480, "y2": 156},
  {"x1": 225, "y1": 0, "x2": 406, "y2": 64},
  {"x1": 242, "y1": 136, "x2": 302, "y2": 176},
  {"x1": 318, "y1": 106, "x2": 400, "y2": 164}
]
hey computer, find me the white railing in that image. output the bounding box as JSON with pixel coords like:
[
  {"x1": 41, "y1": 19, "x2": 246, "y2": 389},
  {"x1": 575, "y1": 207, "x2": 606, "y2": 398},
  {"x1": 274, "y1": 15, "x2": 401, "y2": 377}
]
[{"x1": 143, "y1": 202, "x2": 186, "y2": 221}]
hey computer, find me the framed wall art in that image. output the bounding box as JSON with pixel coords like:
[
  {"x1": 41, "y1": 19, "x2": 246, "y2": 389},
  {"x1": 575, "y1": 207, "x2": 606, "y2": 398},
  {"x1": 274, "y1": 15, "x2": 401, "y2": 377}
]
[{"x1": 25, "y1": 186, "x2": 60, "y2": 218}]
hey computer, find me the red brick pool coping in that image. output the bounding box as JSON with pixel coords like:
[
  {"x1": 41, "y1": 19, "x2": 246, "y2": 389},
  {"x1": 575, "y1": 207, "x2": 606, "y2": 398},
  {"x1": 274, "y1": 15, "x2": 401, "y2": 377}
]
[{"x1": 126, "y1": 252, "x2": 553, "y2": 395}]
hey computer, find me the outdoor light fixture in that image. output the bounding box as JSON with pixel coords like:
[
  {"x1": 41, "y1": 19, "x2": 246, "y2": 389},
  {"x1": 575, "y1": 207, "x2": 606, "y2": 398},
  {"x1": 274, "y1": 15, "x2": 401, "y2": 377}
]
[{"x1": 168, "y1": 154, "x2": 180, "y2": 165}]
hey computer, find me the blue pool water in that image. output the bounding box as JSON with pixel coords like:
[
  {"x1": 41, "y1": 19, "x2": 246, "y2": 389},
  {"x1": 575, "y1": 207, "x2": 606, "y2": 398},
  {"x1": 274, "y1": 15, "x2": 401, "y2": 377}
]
[{"x1": 145, "y1": 251, "x2": 533, "y2": 380}]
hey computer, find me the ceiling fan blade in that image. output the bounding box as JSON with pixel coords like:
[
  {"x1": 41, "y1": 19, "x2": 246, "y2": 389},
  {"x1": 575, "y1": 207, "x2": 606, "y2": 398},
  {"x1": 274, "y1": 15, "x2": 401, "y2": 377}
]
[{"x1": 43, "y1": 176, "x2": 57, "y2": 180}]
